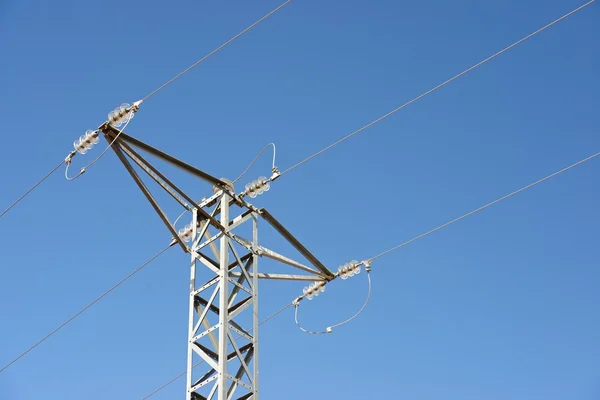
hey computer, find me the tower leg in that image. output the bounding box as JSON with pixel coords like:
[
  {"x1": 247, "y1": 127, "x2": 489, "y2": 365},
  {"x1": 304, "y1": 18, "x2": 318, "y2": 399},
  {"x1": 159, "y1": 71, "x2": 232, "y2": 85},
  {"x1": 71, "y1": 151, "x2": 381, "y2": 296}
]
[
  {"x1": 217, "y1": 193, "x2": 230, "y2": 400},
  {"x1": 186, "y1": 191, "x2": 259, "y2": 400}
]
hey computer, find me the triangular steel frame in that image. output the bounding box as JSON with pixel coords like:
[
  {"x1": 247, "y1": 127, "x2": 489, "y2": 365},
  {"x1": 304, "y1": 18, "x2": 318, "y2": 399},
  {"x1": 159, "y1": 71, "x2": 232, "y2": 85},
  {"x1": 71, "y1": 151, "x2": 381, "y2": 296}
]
[{"x1": 101, "y1": 125, "x2": 334, "y2": 400}]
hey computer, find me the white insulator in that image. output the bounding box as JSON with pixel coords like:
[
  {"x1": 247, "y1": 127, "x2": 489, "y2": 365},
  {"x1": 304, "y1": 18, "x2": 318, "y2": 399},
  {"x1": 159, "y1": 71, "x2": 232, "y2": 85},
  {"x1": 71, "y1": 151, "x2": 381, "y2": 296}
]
[
  {"x1": 255, "y1": 181, "x2": 265, "y2": 196},
  {"x1": 338, "y1": 260, "x2": 360, "y2": 279},
  {"x1": 73, "y1": 130, "x2": 100, "y2": 154},
  {"x1": 258, "y1": 176, "x2": 270, "y2": 192},
  {"x1": 344, "y1": 262, "x2": 352, "y2": 274},
  {"x1": 178, "y1": 223, "x2": 193, "y2": 242},
  {"x1": 312, "y1": 282, "x2": 322, "y2": 294},
  {"x1": 245, "y1": 181, "x2": 258, "y2": 198},
  {"x1": 108, "y1": 103, "x2": 134, "y2": 127},
  {"x1": 245, "y1": 176, "x2": 271, "y2": 198}
]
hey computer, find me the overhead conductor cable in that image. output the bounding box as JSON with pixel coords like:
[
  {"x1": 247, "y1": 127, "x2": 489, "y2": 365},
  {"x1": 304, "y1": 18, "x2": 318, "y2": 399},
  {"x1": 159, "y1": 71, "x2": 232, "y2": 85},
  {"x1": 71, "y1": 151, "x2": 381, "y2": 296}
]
[
  {"x1": 141, "y1": 0, "x2": 294, "y2": 102},
  {"x1": 0, "y1": 160, "x2": 64, "y2": 220},
  {"x1": 0, "y1": 245, "x2": 172, "y2": 375},
  {"x1": 140, "y1": 0, "x2": 597, "y2": 392},
  {"x1": 2, "y1": 0, "x2": 293, "y2": 219},
  {"x1": 280, "y1": 0, "x2": 596, "y2": 177}
]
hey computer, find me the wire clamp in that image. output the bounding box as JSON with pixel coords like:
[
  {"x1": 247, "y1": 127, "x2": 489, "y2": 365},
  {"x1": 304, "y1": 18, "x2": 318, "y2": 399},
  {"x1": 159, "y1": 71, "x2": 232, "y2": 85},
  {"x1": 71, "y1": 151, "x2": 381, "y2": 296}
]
[
  {"x1": 270, "y1": 167, "x2": 281, "y2": 182},
  {"x1": 131, "y1": 99, "x2": 143, "y2": 112},
  {"x1": 64, "y1": 150, "x2": 77, "y2": 164}
]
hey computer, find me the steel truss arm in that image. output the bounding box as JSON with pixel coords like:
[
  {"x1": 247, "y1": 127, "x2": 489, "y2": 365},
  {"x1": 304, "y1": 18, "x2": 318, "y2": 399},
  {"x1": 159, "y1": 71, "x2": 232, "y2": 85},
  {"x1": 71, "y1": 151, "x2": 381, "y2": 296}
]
[
  {"x1": 107, "y1": 139, "x2": 188, "y2": 252},
  {"x1": 259, "y1": 209, "x2": 334, "y2": 279},
  {"x1": 104, "y1": 131, "x2": 229, "y2": 238},
  {"x1": 229, "y1": 272, "x2": 323, "y2": 282},
  {"x1": 103, "y1": 125, "x2": 227, "y2": 188},
  {"x1": 116, "y1": 139, "x2": 196, "y2": 211},
  {"x1": 102, "y1": 126, "x2": 334, "y2": 400},
  {"x1": 230, "y1": 234, "x2": 326, "y2": 278}
]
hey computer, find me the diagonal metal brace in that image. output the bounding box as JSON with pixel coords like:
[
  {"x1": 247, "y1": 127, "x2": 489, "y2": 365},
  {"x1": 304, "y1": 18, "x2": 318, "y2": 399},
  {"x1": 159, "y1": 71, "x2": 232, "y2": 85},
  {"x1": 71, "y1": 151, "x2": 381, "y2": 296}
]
[
  {"x1": 259, "y1": 209, "x2": 334, "y2": 278},
  {"x1": 104, "y1": 125, "x2": 227, "y2": 188}
]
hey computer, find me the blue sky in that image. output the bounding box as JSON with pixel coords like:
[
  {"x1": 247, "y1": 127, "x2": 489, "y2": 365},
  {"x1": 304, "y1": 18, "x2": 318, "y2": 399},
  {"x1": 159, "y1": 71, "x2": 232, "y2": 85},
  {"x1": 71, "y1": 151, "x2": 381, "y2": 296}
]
[{"x1": 1, "y1": 0, "x2": 599, "y2": 399}]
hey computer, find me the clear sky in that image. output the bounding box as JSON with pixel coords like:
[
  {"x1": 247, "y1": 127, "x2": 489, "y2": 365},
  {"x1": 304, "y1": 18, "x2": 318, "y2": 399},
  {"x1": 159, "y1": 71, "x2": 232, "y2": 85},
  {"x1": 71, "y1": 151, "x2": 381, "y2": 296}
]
[{"x1": 0, "y1": 0, "x2": 599, "y2": 399}]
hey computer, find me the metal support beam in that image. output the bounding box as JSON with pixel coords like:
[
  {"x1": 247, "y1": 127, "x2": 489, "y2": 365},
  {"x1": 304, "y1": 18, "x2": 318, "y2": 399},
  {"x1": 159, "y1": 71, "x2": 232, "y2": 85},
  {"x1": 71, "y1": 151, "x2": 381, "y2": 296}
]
[
  {"x1": 217, "y1": 193, "x2": 230, "y2": 400},
  {"x1": 259, "y1": 209, "x2": 334, "y2": 278},
  {"x1": 187, "y1": 193, "x2": 258, "y2": 400},
  {"x1": 104, "y1": 125, "x2": 227, "y2": 188}
]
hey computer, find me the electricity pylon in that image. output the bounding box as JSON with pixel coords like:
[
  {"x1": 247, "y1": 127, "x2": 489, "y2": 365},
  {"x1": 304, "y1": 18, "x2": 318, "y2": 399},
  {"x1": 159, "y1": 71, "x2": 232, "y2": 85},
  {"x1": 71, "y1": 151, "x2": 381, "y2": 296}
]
[{"x1": 101, "y1": 124, "x2": 335, "y2": 400}]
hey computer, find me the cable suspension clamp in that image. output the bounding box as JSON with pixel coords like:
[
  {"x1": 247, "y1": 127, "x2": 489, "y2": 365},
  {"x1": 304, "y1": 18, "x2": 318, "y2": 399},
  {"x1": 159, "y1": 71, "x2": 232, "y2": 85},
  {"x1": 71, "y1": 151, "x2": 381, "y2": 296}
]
[
  {"x1": 270, "y1": 166, "x2": 281, "y2": 181},
  {"x1": 64, "y1": 150, "x2": 77, "y2": 164}
]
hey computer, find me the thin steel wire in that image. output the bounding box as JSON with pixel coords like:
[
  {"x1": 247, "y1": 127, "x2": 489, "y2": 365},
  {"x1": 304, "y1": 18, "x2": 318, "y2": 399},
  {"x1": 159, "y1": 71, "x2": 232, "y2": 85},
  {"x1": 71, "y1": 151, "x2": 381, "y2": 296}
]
[
  {"x1": 280, "y1": 0, "x2": 596, "y2": 176},
  {"x1": 370, "y1": 150, "x2": 600, "y2": 261},
  {"x1": 295, "y1": 272, "x2": 372, "y2": 335},
  {"x1": 141, "y1": 302, "x2": 293, "y2": 399},
  {"x1": 233, "y1": 143, "x2": 277, "y2": 183},
  {"x1": 0, "y1": 245, "x2": 172, "y2": 375},
  {"x1": 141, "y1": 0, "x2": 294, "y2": 102},
  {"x1": 0, "y1": 160, "x2": 64, "y2": 220},
  {"x1": 140, "y1": 146, "x2": 600, "y2": 395}
]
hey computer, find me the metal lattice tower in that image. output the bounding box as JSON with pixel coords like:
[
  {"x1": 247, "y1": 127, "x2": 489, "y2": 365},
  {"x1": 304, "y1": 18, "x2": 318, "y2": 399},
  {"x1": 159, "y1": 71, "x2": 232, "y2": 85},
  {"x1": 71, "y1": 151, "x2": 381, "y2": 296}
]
[{"x1": 100, "y1": 124, "x2": 334, "y2": 399}]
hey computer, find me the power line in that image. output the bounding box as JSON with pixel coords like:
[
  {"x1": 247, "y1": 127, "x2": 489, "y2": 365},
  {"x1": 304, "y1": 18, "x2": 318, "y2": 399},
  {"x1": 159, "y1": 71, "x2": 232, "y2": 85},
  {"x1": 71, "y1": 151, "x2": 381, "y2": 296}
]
[
  {"x1": 3, "y1": 0, "x2": 293, "y2": 213},
  {"x1": 0, "y1": 245, "x2": 172, "y2": 375},
  {"x1": 4, "y1": 0, "x2": 590, "y2": 391},
  {"x1": 142, "y1": 147, "x2": 600, "y2": 397},
  {"x1": 141, "y1": 0, "x2": 294, "y2": 102},
  {"x1": 139, "y1": 2, "x2": 598, "y2": 389},
  {"x1": 0, "y1": 160, "x2": 65, "y2": 220},
  {"x1": 141, "y1": 302, "x2": 293, "y2": 399},
  {"x1": 369, "y1": 149, "x2": 600, "y2": 262},
  {"x1": 144, "y1": 147, "x2": 600, "y2": 395},
  {"x1": 280, "y1": 0, "x2": 596, "y2": 177}
]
